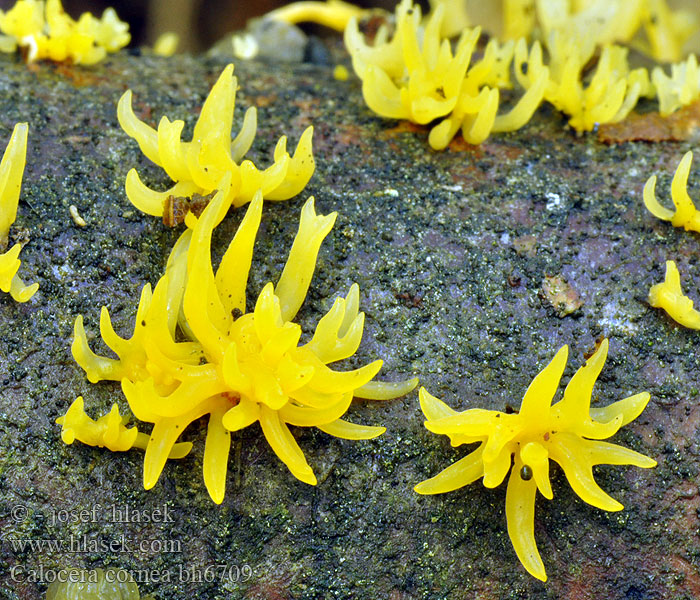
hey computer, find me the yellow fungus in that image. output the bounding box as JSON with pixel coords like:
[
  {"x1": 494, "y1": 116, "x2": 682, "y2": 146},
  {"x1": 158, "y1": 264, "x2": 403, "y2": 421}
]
[
  {"x1": 118, "y1": 63, "x2": 315, "y2": 218},
  {"x1": 652, "y1": 54, "x2": 700, "y2": 117},
  {"x1": 503, "y1": 0, "x2": 697, "y2": 63},
  {"x1": 356, "y1": 4, "x2": 480, "y2": 125},
  {"x1": 152, "y1": 31, "x2": 179, "y2": 57},
  {"x1": 641, "y1": 0, "x2": 699, "y2": 63},
  {"x1": 496, "y1": 1, "x2": 700, "y2": 125},
  {"x1": 0, "y1": 0, "x2": 129, "y2": 65},
  {"x1": 543, "y1": 34, "x2": 648, "y2": 132},
  {"x1": 643, "y1": 151, "x2": 700, "y2": 233},
  {"x1": 68, "y1": 204, "x2": 86, "y2": 227},
  {"x1": 502, "y1": 0, "x2": 535, "y2": 40},
  {"x1": 536, "y1": 0, "x2": 645, "y2": 48},
  {"x1": 65, "y1": 180, "x2": 417, "y2": 503},
  {"x1": 46, "y1": 568, "x2": 155, "y2": 600},
  {"x1": 0, "y1": 124, "x2": 26, "y2": 248},
  {"x1": 87, "y1": 7, "x2": 129, "y2": 53},
  {"x1": 429, "y1": 38, "x2": 548, "y2": 149},
  {"x1": 333, "y1": 64, "x2": 349, "y2": 81},
  {"x1": 415, "y1": 339, "x2": 655, "y2": 581},
  {"x1": 267, "y1": 0, "x2": 364, "y2": 32},
  {"x1": 281, "y1": 0, "x2": 469, "y2": 40},
  {"x1": 427, "y1": 0, "x2": 470, "y2": 38},
  {"x1": 346, "y1": 0, "x2": 547, "y2": 149},
  {"x1": 648, "y1": 260, "x2": 700, "y2": 329},
  {"x1": 345, "y1": 0, "x2": 418, "y2": 82},
  {"x1": 71, "y1": 228, "x2": 199, "y2": 384},
  {"x1": 56, "y1": 396, "x2": 192, "y2": 457},
  {"x1": 0, "y1": 123, "x2": 38, "y2": 302}
]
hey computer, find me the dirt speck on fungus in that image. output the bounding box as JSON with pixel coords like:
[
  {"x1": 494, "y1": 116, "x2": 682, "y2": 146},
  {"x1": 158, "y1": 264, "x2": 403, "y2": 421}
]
[{"x1": 0, "y1": 50, "x2": 697, "y2": 600}]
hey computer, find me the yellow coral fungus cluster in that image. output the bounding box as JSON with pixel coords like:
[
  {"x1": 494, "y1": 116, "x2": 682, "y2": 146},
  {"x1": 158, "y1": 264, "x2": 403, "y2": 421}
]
[
  {"x1": 415, "y1": 339, "x2": 655, "y2": 581},
  {"x1": 0, "y1": 0, "x2": 129, "y2": 65},
  {"x1": 66, "y1": 179, "x2": 416, "y2": 503},
  {"x1": 652, "y1": 54, "x2": 700, "y2": 117},
  {"x1": 345, "y1": 0, "x2": 548, "y2": 148},
  {"x1": 342, "y1": 0, "x2": 700, "y2": 143},
  {"x1": 0, "y1": 123, "x2": 38, "y2": 302},
  {"x1": 539, "y1": 33, "x2": 651, "y2": 132},
  {"x1": 279, "y1": 0, "x2": 698, "y2": 64},
  {"x1": 532, "y1": 2, "x2": 700, "y2": 120},
  {"x1": 118, "y1": 63, "x2": 315, "y2": 219},
  {"x1": 505, "y1": 0, "x2": 698, "y2": 63}
]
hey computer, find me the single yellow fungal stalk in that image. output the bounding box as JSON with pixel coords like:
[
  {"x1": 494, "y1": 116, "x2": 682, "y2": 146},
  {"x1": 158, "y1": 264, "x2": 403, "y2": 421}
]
[
  {"x1": 0, "y1": 0, "x2": 129, "y2": 65},
  {"x1": 118, "y1": 63, "x2": 315, "y2": 218},
  {"x1": 152, "y1": 31, "x2": 179, "y2": 56},
  {"x1": 267, "y1": 0, "x2": 364, "y2": 32},
  {"x1": 0, "y1": 123, "x2": 37, "y2": 302},
  {"x1": 0, "y1": 124, "x2": 27, "y2": 247},
  {"x1": 415, "y1": 339, "x2": 655, "y2": 581},
  {"x1": 67, "y1": 179, "x2": 417, "y2": 503},
  {"x1": 333, "y1": 64, "x2": 349, "y2": 81},
  {"x1": 648, "y1": 260, "x2": 700, "y2": 329},
  {"x1": 643, "y1": 151, "x2": 700, "y2": 233}
]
